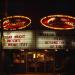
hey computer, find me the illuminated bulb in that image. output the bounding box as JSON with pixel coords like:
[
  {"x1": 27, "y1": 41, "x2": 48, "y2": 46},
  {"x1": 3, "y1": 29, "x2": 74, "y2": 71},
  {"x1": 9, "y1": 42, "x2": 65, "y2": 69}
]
[
  {"x1": 41, "y1": 55, "x2": 44, "y2": 57},
  {"x1": 21, "y1": 60, "x2": 24, "y2": 63},
  {"x1": 37, "y1": 54, "x2": 40, "y2": 58},
  {"x1": 47, "y1": 17, "x2": 55, "y2": 23},
  {"x1": 44, "y1": 49, "x2": 48, "y2": 52},
  {"x1": 21, "y1": 49, "x2": 24, "y2": 51},
  {"x1": 55, "y1": 49, "x2": 58, "y2": 52},
  {"x1": 33, "y1": 54, "x2": 36, "y2": 58}
]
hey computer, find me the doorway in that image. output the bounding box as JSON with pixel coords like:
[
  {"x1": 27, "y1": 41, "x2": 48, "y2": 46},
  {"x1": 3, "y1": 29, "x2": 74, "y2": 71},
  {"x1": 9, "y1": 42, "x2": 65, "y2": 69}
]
[{"x1": 4, "y1": 49, "x2": 55, "y2": 73}]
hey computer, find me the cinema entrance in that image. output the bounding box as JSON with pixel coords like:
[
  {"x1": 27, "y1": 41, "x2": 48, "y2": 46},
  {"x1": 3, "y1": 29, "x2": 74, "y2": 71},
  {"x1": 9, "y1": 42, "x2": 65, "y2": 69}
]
[{"x1": 3, "y1": 49, "x2": 55, "y2": 73}]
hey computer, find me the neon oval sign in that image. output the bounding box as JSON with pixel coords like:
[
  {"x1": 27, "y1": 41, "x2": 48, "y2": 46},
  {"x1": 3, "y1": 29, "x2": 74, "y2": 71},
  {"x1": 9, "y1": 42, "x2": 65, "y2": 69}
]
[
  {"x1": 3, "y1": 16, "x2": 31, "y2": 30},
  {"x1": 40, "y1": 15, "x2": 75, "y2": 30}
]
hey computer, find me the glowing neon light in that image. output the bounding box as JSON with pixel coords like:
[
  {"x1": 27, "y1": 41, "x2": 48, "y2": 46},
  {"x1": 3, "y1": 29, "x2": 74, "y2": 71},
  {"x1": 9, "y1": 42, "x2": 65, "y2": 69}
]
[
  {"x1": 40, "y1": 15, "x2": 75, "y2": 30},
  {"x1": 3, "y1": 16, "x2": 31, "y2": 30}
]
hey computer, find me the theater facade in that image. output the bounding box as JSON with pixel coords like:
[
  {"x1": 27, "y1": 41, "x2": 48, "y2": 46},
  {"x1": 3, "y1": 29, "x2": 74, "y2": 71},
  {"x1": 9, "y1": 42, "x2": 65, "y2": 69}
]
[{"x1": 0, "y1": 15, "x2": 75, "y2": 74}]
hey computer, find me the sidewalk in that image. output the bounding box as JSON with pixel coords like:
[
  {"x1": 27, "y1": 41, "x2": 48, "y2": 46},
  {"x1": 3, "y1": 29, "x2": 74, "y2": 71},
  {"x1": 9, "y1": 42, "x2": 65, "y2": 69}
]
[
  {"x1": 10, "y1": 73, "x2": 61, "y2": 75},
  {"x1": 11, "y1": 73, "x2": 54, "y2": 75}
]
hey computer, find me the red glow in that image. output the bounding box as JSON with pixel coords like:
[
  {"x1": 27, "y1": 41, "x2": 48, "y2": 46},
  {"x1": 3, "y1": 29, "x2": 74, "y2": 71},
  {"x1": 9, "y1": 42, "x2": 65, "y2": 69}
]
[
  {"x1": 41, "y1": 15, "x2": 75, "y2": 30},
  {"x1": 3, "y1": 16, "x2": 31, "y2": 30}
]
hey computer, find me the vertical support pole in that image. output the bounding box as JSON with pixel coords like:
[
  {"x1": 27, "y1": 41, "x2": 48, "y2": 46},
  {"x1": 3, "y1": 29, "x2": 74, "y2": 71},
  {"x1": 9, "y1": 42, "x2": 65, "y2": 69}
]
[{"x1": 5, "y1": 0, "x2": 8, "y2": 17}]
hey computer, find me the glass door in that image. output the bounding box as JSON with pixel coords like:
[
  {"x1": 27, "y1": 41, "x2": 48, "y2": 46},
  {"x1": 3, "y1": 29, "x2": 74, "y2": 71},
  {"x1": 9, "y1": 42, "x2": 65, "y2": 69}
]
[
  {"x1": 26, "y1": 50, "x2": 55, "y2": 73},
  {"x1": 44, "y1": 50, "x2": 55, "y2": 73},
  {"x1": 26, "y1": 51, "x2": 36, "y2": 72},
  {"x1": 36, "y1": 52, "x2": 45, "y2": 72}
]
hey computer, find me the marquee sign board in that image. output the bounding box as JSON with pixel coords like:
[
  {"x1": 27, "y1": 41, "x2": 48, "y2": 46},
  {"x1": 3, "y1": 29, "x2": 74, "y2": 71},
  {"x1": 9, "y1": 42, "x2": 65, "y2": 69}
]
[
  {"x1": 36, "y1": 31, "x2": 65, "y2": 49},
  {"x1": 2, "y1": 31, "x2": 33, "y2": 49},
  {"x1": 36, "y1": 37, "x2": 65, "y2": 49}
]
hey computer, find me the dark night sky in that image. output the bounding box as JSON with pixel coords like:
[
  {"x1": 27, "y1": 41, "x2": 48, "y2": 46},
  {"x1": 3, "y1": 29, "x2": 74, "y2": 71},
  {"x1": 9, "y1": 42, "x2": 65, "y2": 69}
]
[
  {"x1": 0, "y1": 0, "x2": 75, "y2": 16},
  {"x1": 0, "y1": 0, "x2": 75, "y2": 30}
]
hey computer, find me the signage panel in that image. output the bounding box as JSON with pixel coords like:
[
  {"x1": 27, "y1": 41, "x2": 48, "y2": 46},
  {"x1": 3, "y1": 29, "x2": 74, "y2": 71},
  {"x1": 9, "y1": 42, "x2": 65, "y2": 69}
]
[
  {"x1": 36, "y1": 36, "x2": 65, "y2": 49},
  {"x1": 2, "y1": 31, "x2": 33, "y2": 49},
  {"x1": 36, "y1": 31, "x2": 65, "y2": 49},
  {"x1": 3, "y1": 16, "x2": 31, "y2": 30},
  {"x1": 40, "y1": 15, "x2": 75, "y2": 30}
]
